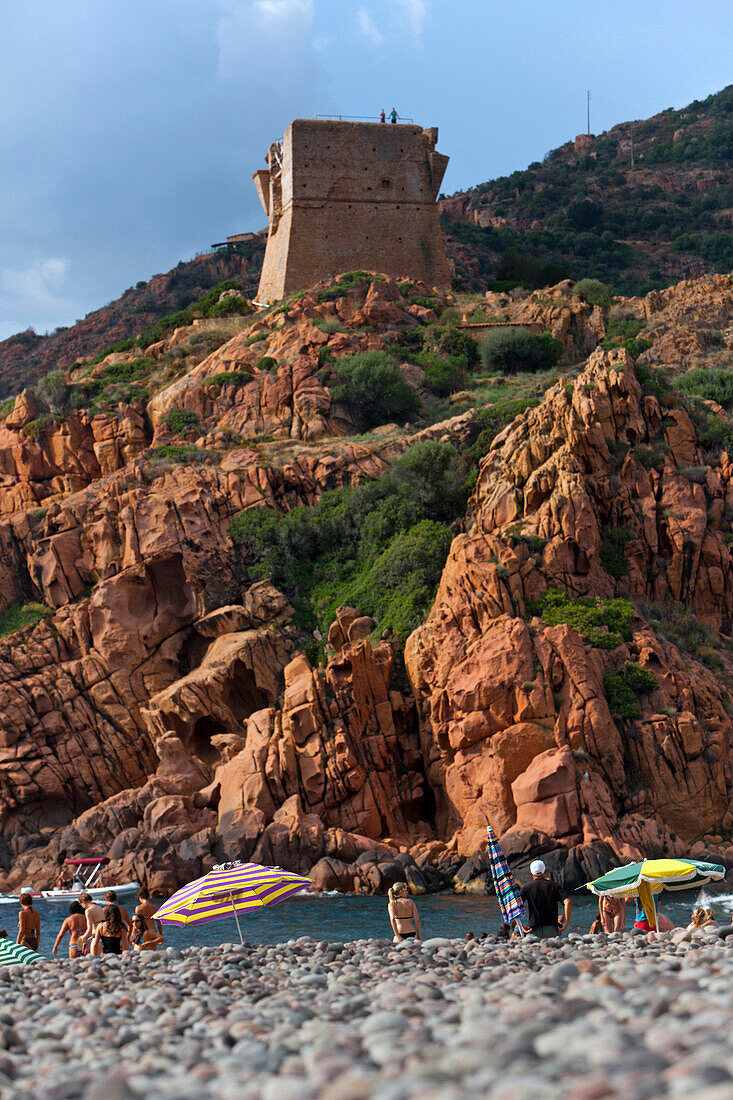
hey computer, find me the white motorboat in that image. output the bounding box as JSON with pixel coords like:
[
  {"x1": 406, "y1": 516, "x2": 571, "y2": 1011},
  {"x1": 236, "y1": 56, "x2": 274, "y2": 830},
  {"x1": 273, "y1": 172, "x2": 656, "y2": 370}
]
[{"x1": 0, "y1": 857, "x2": 140, "y2": 906}]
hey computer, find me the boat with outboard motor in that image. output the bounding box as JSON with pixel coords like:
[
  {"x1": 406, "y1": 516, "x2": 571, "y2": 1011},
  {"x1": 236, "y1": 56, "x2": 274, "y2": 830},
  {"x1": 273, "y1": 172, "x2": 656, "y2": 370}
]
[{"x1": 0, "y1": 857, "x2": 139, "y2": 905}]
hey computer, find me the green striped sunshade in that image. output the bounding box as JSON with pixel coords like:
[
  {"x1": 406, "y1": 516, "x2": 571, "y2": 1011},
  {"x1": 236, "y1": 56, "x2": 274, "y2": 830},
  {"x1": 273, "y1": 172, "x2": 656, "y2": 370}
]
[
  {"x1": 0, "y1": 937, "x2": 41, "y2": 967},
  {"x1": 587, "y1": 858, "x2": 726, "y2": 898}
]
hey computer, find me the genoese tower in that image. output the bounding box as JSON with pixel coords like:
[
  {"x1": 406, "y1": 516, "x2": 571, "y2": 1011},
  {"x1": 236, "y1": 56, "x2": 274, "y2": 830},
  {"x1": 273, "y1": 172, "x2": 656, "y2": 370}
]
[{"x1": 253, "y1": 119, "x2": 451, "y2": 304}]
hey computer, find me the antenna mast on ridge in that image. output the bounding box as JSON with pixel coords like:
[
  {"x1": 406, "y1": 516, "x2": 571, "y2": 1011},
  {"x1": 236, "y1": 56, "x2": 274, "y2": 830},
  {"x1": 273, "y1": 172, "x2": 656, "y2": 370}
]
[{"x1": 587, "y1": 90, "x2": 591, "y2": 136}]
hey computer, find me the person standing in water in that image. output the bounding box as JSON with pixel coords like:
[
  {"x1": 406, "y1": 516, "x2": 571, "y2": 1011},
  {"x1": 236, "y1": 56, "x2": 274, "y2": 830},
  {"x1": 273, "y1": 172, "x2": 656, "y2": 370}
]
[
  {"x1": 130, "y1": 914, "x2": 164, "y2": 952},
  {"x1": 598, "y1": 893, "x2": 626, "y2": 932},
  {"x1": 387, "y1": 882, "x2": 421, "y2": 941},
  {"x1": 17, "y1": 894, "x2": 40, "y2": 951},
  {"x1": 135, "y1": 886, "x2": 164, "y2": 942},
  {"x1": 52, "y1": 901, "x2": 86, "y2": 958}
]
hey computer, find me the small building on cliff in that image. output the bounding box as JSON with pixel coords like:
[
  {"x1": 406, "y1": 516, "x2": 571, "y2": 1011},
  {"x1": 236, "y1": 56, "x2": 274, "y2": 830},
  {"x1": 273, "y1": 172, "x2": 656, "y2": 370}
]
[{"x1": 253, "y1": 119, "x2": 451, "y2": 304}]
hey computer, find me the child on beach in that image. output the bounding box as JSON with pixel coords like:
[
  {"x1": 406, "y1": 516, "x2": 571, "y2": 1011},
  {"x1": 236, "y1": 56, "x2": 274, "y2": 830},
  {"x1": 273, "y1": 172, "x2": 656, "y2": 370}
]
[
  {"x1": 17, "y1": 894, "x2": 40, "y2": 951},
  {"x1": 387, "y1": 882, "x2": 421, "y2": 942},
  {"x1": 688, "y1": 906, "x2": 717, "y2": 930}
]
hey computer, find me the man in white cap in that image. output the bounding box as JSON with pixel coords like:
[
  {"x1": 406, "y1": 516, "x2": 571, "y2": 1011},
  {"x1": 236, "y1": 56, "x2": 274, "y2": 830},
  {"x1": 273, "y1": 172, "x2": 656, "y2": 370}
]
[{"x1": 519, "y1": 859, "x2": 572, "y2": 938}]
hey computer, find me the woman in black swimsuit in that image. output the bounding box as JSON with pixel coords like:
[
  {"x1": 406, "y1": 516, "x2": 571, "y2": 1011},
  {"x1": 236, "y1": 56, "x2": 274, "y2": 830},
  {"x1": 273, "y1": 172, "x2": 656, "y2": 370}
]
[{"x1": 90, "y1": 904, "x2": 129, "y2": 956}]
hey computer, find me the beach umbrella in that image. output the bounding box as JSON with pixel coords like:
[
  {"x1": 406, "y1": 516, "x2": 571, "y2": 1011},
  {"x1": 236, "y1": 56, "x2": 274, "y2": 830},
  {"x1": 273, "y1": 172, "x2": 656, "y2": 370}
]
[
  {"x1": 486, "y1": 824, "x2": 526, "y2": 932},
  {"x1": 586, "y1": 857, "x2": 726, "y2": 930},
  {"x1": 153, "y1": 861, "x2": 312, "y2": 944},
  {"x1": 0, "y1": 938, "x2": 41, "y2": 967}
]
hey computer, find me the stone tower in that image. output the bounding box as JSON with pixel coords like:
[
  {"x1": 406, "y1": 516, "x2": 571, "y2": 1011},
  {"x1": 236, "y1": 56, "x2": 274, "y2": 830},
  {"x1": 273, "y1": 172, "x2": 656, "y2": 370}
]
[{"x1": 253, "y1": 119, "x2": 451, "y2": 304}]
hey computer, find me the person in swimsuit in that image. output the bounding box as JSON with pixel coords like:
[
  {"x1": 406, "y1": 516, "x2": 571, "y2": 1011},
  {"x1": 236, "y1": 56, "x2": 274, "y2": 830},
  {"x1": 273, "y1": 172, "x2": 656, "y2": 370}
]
[
  {"x1": 387, "y1": 882, "x2": 421, "y2": 942},
  {"x1": 135, "y1": 886, "x2": 164, "y2": 942},
  {"x1": 91, "y1": 904, "x2": 129, "y2": 956},
  {"x1": 52, "y1": 901, "x2": 86, "y2": 958},
  {"x1": 78, "y1": 891, "x2": 105, "y2": 954},
  {"x1": 598, "y1": 894, "x2": 626, "y2": 932},
  {"x1": 105, "y1": 890, "x2": 132, "y2": 936},
  {"x1": 130, "y1": 914, "x2": 164, "y2": 952},
  {"x1": 17, "y1": 894, "x2": 40, "y2": 951}
]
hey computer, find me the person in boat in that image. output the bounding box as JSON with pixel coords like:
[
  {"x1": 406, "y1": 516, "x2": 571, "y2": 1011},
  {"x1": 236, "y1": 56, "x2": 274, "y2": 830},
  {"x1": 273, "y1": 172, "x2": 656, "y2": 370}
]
[
  {"x1": 78, "y1": 891, "x2": 105, "y2": 954},
  {"x1": 130, "y1": 914, "x2": 164, "y2": 952},
  {"x1": 52, "y1": 901, "x2": 86, "y2": 959},
  {"x1": 105, "y1": 890, "x2": 132, "y2": 935},
  {"x1": 90, "y1": 904, "x2": 129, "y2": 956},
  {"x1": 55, "y1": 867, "x2": 73, "y2": 891},
  {"x1": 17, "y1": 894, "x2": 40, "y2": 952},
  {"x1": 387, "y1": 882, "x2": 422, "y2": 942},
  {"x1": 135, "y1": 886, "x2": 164, "y2": 942}
]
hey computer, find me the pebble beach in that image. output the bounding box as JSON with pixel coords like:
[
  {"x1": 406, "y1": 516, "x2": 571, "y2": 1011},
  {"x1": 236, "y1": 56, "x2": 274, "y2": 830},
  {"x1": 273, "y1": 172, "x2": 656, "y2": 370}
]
[{"x1": 2, "y1": 929, "x2": 733, "y2": 1100}]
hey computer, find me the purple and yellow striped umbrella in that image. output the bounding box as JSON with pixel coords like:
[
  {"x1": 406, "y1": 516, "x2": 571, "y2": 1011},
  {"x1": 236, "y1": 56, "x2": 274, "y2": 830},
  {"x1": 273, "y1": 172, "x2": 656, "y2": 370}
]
[
  {"x1": 154, "y1": 861, "x2": 312, "y2": 943},
  {"x1": 486, "y1": 824, "x2": 526, "y2": 930}
]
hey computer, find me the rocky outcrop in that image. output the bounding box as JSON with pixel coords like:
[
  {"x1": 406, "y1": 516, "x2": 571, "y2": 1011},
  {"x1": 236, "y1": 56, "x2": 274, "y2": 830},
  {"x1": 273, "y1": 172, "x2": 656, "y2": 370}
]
[
  {"x1": 406, "y1": 348, "x2": 733, "y2": 875},
  {"x1": 475, "y1": 280, "x2": 606, "y2": 361}
]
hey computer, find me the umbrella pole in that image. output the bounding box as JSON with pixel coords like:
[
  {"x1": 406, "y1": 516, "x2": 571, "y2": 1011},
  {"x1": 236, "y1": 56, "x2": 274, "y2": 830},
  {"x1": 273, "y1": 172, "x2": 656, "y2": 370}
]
[{"x1": 229, "y1": 891, "x2": 244, "y2": 945}]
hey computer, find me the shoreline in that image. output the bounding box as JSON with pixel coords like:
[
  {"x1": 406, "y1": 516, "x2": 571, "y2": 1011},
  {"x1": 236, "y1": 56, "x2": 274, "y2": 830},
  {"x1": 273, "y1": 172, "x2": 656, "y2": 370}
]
[{"x1": 2, "y1": 927, "x2": 732, "y2": 1098}]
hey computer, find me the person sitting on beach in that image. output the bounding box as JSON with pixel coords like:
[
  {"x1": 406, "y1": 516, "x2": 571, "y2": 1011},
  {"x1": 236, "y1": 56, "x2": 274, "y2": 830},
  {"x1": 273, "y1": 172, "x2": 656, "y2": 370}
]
[
  {"x1": 634, "y1": 897, "x2": 675, "y2": 932},
  {"x1": 687, "y1": 906, "x2": 716, "y2": 931},
  {"x1": 130, "y1": 914, "x2": 164, "y2": 952},
  {"x1": 78, "y1": 891, "x2": 105, "y2": 954},
  {"x1": 387, "y1": 882, "x2": 421, "y2": 942},
  {"x1": 135, "y1": 886, "x2": 163, "y2": 942},
  {"x1": 17, "y1": 894, "x2": 40, "y2": 952},
  {"x1": 52, "y1": 901, "x2": 86, "y2": 959},
  {"x1": 519, "y1": 860, "x2": 572, "y2": 939},
  {"x1": 105, "y1": 890, "x2": 132, "y2": 935},
  {"x1": 703, "y1": 907, "x2": 717, "y2": 926},
  {"x1": 598, "y1": 893, "x2": 626, "y2": 933},
  {"x1": 91, "y1": 904, "x2": 129, "y2": 956}
]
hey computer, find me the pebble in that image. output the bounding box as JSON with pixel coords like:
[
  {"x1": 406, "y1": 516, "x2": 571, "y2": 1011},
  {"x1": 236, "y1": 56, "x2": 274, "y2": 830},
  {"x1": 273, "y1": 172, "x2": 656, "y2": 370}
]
[{"x1": 0, "y1": 933, "x2": 732, "y2": 1097}]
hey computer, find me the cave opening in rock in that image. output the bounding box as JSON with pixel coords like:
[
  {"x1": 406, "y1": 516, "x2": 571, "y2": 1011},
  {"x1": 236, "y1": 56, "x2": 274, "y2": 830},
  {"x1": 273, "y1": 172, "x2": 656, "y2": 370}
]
[
  {"x1": 221, "y1": 661, "x2": 270, "y2": 724},
  {"x1": 191, "y1": 717, "x2": 222, "y2": 767}
]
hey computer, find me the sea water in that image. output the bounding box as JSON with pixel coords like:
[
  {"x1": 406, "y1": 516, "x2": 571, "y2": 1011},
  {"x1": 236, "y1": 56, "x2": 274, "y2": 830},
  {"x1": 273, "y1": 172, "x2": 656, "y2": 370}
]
[{"x1": 18, "y1": 888, "x2": 733, "y2": 958}]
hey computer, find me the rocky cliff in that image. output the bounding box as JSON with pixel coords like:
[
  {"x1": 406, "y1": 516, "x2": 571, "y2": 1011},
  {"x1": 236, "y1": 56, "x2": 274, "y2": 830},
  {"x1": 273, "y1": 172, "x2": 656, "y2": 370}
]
[{"x1": 1, "y1": 270, "x2": 733, "y2": 896}]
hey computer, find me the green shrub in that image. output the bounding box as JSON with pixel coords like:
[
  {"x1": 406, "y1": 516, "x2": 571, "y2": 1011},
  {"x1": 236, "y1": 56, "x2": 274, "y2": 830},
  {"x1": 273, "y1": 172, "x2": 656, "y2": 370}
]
[
  {"x1": 480, "y1": 328, "x2": 563, "y2": 375},
  {"x1": 205, "y1": 371, "x2": 253, "y2": 389},
  {"x1": 603, "y1": 662, "x2": 656, "y2": 719},
  {"x1": 422, "y1": 322, "x2": 480, "y2": 371},
  {"x1": 574, "y1": 279, "x2": 614, "y2": 308},
  {"x1": 245, "y1": 332, "x2": 267, "y2": 346},
  {"x1": 674, "y1": 367, "x2": 733, "y2": 409},
  {"x1": 21, "y1": 415, "x2": 53, "y2": 442},
  {"x1": 164, "y1": 409, "x2": 199, "y2": 436},
  {"x1": 528, "y1": 590, "x2": 634, "y2": 648},
  {"x1": 606, "y1": 664, "x2": 656, "y2": 717},
  {"x1": 36, "y1": 369, "x2": 69, "y2": 412},
  {"x1": 0, "y1": 396, "x2": 15, "y2": 420},
  {"x1": 329, "y1": 350, "x2": 420, "y2": 430},
  {"x1": 256, "y1": 356, "x2": 278, "y2": 373},
  {"x1": 422, "y1": 357, "x2": 468, "y2": 396},
  {"x1": 149, "y1": 445, "x2": 215, "y2": 465},
  {"x1": 313, "y1": 319, "x2": 346, "y2": 334},
  {"x1": 600, "y1": 525, "x2": 633, "y2": 578},
  {"x1": 208, "y1": 296, "x2": 252, "y2": 318},
  {"x1": 230, "y1": 440, "x2": 465, "y2": 646},
  {"x1": 315, "y1": 271, "x2": 383, "y2": 304},
  {"x1": 0, "y1": 601, "x2": 53, "y2": 637}
]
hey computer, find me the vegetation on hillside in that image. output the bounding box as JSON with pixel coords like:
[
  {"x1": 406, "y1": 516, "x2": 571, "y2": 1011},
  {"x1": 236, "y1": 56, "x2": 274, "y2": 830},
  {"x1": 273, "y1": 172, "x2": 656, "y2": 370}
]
[{"x1": 442, "y1": 84, "x2": 733, "y2": 295}]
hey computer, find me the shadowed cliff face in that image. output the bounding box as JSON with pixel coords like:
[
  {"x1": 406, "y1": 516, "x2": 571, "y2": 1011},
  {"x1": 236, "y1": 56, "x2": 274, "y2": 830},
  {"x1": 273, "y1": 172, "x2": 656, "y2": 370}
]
[{"x1": 2, "y1": 271, "x2": 733, "y2": 895}]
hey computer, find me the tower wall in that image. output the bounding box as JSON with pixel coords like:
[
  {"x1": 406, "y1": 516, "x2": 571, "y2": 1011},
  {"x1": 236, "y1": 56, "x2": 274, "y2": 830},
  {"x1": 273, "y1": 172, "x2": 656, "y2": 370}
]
[{"x1": 254, "y1": 120, "x2": 451, "y2": 303}]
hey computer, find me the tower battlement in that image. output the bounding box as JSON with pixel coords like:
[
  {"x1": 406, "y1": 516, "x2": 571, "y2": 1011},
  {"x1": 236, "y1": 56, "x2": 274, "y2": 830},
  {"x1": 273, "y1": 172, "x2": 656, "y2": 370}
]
[{"x1": 253, "y1": 119, "x2": 451, "y2": 303}]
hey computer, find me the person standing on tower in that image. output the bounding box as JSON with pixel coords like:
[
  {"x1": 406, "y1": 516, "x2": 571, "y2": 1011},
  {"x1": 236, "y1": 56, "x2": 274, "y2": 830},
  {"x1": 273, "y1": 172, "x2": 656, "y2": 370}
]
[
  {"x1": 379, "y1": 108, "x2": 386, "y2": 123},
  {"x1": 390, "y1": 107, "x2": 398, "y2": 124}
]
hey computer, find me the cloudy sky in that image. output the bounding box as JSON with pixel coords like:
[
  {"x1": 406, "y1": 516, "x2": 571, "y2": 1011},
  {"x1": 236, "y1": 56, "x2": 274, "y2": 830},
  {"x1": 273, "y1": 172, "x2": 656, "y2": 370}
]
[{"x1": 0, "y1": 0, "x2": 730, "y2": 339}]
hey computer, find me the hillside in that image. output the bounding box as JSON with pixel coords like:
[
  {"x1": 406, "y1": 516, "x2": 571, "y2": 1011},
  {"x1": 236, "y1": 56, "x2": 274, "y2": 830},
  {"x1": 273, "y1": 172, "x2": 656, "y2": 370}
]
[
  {"x1": 0, "y1": 236, "x2": 265, "y2": 399},
  {"x1": 441, "y1": 84, "x2": 733, "y2": 295},
  {"x1": 1, "y1": 264, "x2": 733, "y2": 899}
]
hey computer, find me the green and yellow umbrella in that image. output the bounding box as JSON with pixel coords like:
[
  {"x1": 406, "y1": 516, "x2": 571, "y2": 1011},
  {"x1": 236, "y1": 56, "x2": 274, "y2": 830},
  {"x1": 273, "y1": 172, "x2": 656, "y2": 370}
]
[{"x1": 586, "y1": 857, "x2": 726, "y2": 930}]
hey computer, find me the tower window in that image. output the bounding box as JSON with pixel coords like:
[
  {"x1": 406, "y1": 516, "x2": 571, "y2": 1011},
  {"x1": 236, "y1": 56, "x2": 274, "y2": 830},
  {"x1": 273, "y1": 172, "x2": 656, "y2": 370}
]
[{"x1": 381, "y1": 179, "x2": 391, "y2": 188}]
